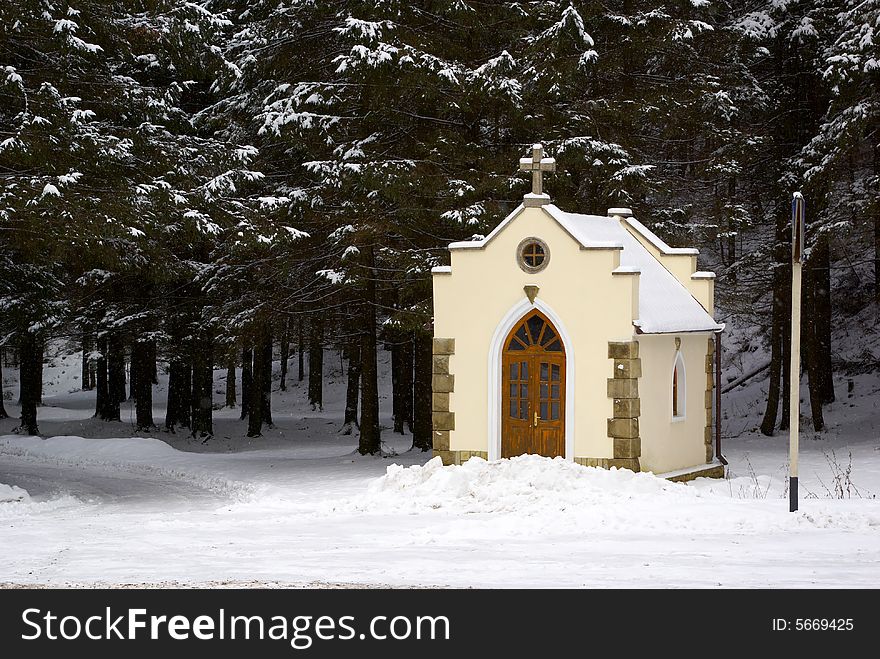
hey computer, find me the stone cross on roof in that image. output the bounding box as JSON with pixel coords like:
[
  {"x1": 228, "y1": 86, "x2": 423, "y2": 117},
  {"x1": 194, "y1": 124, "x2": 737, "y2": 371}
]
[{"x1": 519, "y1": 143, "x2": 556, "y2": 207}]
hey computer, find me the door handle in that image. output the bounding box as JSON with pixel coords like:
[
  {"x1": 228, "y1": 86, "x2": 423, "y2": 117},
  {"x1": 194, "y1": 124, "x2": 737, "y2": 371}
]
[{"x1": 534, "y1": 411, "x2": 539, "y2": 427}]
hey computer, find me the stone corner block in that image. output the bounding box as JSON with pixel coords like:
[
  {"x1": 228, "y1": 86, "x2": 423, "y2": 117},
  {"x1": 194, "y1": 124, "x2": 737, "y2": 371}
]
[
  {"x1": 613, "y1": 397, "x2": 640, "y2": 419},
  {"x1": 432, "y1": 338, "x2": 455, "y2": 355},
  {"x1": 433, "y1": 449, "x2": 459, "y2": 466},
  {"x1": 613, "y1": 437, "x2": 641, "y2": 459},
  {"x1": 432, "y1": 392, "x2": 450, "y2": 412},
  {"x1": 607, "y1": 417, "x2": 639, "y2": 439},
  {"x1": 432, "y1": 354, "x2": 450, "y2": 375},
  {"x1": 608, "y1": 341, "x2": 639, "y2": 359},
  {"x1": 607, "y1": 457, "x2": 640, "y2": 473},
  {"x1": 433, "y1": 430, "x2": 450, "y2": 451},
  {"x1": 614, "y1": 357, "x2": 642, "y2": 379},
  {"x1": 607, "y1": 378, "x2": 638, "y2": 399},
  {"x1": 432, "y1": 373, "x2": 454, "y2": 393},
  {"x1": 432, "y1": 411, "x2": 455, "y2": 431}
]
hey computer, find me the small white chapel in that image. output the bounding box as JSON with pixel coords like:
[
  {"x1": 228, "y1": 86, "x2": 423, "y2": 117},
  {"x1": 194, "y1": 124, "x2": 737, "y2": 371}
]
[{"x1": 430, "y1": 144, "x2": 726, "y2": 479}]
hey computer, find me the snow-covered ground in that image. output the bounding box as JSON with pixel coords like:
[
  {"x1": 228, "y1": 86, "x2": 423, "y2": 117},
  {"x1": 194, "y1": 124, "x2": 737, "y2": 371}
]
[{"x1": 1, "y1": 345, "x2": 879, "y2": 588}]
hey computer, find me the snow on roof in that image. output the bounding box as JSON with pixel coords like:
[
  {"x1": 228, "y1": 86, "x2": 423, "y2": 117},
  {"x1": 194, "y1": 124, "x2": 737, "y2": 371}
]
[
  {"x1": 623, "y1": 216, "x2": 699, "y2": 255},
  {"x1": 542, "y1": 206, "x2": 721, "y2": 333}
]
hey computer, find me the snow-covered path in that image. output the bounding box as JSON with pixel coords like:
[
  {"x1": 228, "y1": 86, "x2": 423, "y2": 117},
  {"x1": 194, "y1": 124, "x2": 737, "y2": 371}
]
[
  {"x1": 1, "y1": 350, "x2": 878, "y2": 588},
  {"x1": 2, "y1": 436, "x2": 880, "y2": 588},
  {"x1": 0, "y1": 456, "x2": 223, "y2": 509}
]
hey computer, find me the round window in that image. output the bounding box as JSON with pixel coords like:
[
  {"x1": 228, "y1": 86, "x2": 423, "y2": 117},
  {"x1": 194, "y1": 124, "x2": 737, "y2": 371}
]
[{"x1": 517, "y1": 237, "x2": 549, "y2": 273}]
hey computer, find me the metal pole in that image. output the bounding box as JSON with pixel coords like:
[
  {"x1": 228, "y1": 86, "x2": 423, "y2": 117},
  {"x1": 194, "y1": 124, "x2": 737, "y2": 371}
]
[{"x1": 789, "y1": 193, "x2": 805, "y2": 513}]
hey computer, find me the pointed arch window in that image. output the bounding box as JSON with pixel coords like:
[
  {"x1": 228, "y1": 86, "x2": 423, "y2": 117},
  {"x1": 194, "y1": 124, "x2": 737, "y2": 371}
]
[{"x1": 672, "y1": 351, "x2": 686, "y2": 420}]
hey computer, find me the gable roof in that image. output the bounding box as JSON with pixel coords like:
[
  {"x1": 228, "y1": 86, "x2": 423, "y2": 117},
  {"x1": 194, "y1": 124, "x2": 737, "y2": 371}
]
[{"x1": 441, "y1": 203, "x2": 722, "y2": 334}]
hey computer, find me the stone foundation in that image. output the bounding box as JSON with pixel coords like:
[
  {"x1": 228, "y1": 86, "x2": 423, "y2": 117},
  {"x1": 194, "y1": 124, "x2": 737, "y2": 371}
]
[
  {"x1": 434, "y1": 450, "x2": 489, "y2": 466},
  {"x1": 666, "y1": 463, "x2": 726, "y2": 482},
  {"x1": 435, "y1": 452, "x2": 723, "y2": 479},
  {"x1": 573, "y1": 457, "x2": 640, "y2": 471}
]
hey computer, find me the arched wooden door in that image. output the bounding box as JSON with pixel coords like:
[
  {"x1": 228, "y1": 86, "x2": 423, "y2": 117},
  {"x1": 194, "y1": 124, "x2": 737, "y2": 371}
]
[{"x1": 501, "y1": 310, "x2": 565, "y2": 458}]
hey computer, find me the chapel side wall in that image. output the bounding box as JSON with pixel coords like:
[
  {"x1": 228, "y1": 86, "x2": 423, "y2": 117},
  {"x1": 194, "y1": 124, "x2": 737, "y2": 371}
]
[
  {"x1": 432, "y1": 206, "x2": 636, "y2": 462},
  {"x1": 637, "y1": 333, "x2": 713, "y2": 474}
]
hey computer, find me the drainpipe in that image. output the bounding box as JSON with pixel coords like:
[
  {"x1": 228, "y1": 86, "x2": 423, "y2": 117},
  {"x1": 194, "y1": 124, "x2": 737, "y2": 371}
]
[{"x1": 715, "y1": 330, "x2": 728, "y2": 466}]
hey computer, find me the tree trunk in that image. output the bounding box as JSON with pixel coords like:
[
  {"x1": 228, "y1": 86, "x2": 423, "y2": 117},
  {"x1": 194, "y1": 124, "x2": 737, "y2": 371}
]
[
  {"x1": 803, "y1": 259, "x2": 825, "y2": 432},
  {"x1": 876, "y1": 199, "x2": 880, "y2": 305},
  {"x1": 804, "y1": 323, "x2": 825, "y2": 433},
  {"x1": 190, "y1": 336, "x2": 213, "y2": 438},
  {"x1": 391, "y1": 339, "x2": 403, "y2": 434},
  {"x1": 342, "y1": 341, "x2": 361, "y2": 434},
  {"x1": 108, "y1": 333, "x2": 126, "y2": 407},
  {"x1": 279, "y1": 319, "x2": 289, "y2": 392},
  {"x1": 412, "y1": 331, "x2": 433, "y2": 451},
  {"x1": 35, "y1": 338, "x2": 43, "y2": 405},
  {"x1": 148, "y1": 340, "x2": 158, "y2": 385},
  {"x1": 81, "y1": 334, "x2": 93, "y2": 391},
  {"x1": 132, "y1": 339, "x2": 154, "y2": 430},
  {"x1": 95, "y1": 335, "x2": 110, "y2": 419},
  {"x1": 165, "y1": 359, "x2": 190, "y2": 431},
  {"x1": 129, "y1": 345, "x2": 139, "y2": 401},
  {"x1": 760, "y1": 289, "x2": 784, "y2": 436},
  {"x1": 261, "y1": 326, "x2": 273, "y2": 426},
  {"x1": 180, "y1": 359, "x2": 192, "y2": 429},
  {"x1": 812, "y1": 234, "x2": 834, "y2": 404},
  {"x1": 308, "y1": 317, "x2": 323, "y2": 410},
  {"x1": 103, "y1": 334, "x2": 122, "y2": 421},
  {"x1": 164, "y1": 362, "x2": 178, "y2": 430},
  {"x1": 390, "y1": 335, "x2": 413, "y2": 434},
  {"x1": 225, "y1": 353, "x2": 237, "y2": 408},
  {"x1": 726, "y1": 178, "x2": 737, "y2": 282},
  {"x1": 779, "y1": 307, "x2": 791, "y2": 432},
  {"x1": 358, "y1": 245, "x2": 381, "y2": 455},
  {"x1": 17, "y1": 331, "x2": 39, "y2": 435},
  {"x1": 400, "y1": 336, "x2": 413, "y2": 432},
  {"x1": 240, "y1": 347, "x2": 252, "y2": 420},
  {"x1": 247, "y1": 335, "x2": 264, "y2": 438},
  {"x1": 88, "y1": 351, "x2": 96, "y2": 389},
  {"x1": 874, "y1": 143, "x2": 880, "y2": 304},
  {"x1": 760, "y1": 214, "x2": 790, "y2": 436},
  {"x1": 0, "y1": 350, "x2": 8, "y2": 419},
  {"x1": 297, "y1": 316, "x2": 305, "y2": 382}
]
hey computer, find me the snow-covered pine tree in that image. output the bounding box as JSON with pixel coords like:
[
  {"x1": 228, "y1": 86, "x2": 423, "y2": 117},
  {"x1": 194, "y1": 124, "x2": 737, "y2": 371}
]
[
  {"x1": 802, "y1": 0, "x2": 880, "y2": 304},
  {"x1": 0, "y1": 1, "x2": 264, "y2": 435}
]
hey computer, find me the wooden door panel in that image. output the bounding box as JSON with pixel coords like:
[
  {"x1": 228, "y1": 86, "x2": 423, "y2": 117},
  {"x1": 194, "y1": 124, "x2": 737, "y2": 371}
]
[
  {"x1": 501, "y1": 312, "x2": 565, "y2": 459},
  {"x1": 533, "y1": 355, "x2": 564, "y2": 457}
]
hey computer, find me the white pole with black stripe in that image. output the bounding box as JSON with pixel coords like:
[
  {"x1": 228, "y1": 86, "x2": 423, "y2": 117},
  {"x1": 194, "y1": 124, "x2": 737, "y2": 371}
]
[{"x1": 789, "y1": 192, "x2": 805, "y2": 513}]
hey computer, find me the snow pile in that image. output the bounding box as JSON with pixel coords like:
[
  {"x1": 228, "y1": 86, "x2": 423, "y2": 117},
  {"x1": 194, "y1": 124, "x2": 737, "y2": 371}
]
[
  {"x1": 361, "y1": 455, "x2": 699, "y2": 514},
  {"x1": 0, "y1": 483, "x2": 29, "y2": 503}
]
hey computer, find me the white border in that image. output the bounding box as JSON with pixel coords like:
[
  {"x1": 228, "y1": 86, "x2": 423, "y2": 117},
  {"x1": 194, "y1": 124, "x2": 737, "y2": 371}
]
[{"x1": 487, "y1": 298, "x2": 575, "y2": 461}]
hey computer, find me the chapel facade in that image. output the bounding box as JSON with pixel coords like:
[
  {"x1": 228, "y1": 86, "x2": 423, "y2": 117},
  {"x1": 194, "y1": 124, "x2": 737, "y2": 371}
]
[{"x1": 431, "y1": 144, "x2": 725, "y2": 478}]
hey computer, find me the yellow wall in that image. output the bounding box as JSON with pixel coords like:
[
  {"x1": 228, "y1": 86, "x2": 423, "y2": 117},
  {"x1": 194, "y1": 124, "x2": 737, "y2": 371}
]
[
  {"x1": 637, "y1": 333, "x2": 712, "y2": 473},
  {"x1": 689, "y1": 277, "x2": 714, "y2": 315},
  {"x1": 433, "y1": 206, "x2": 636, "y2": 460}
]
